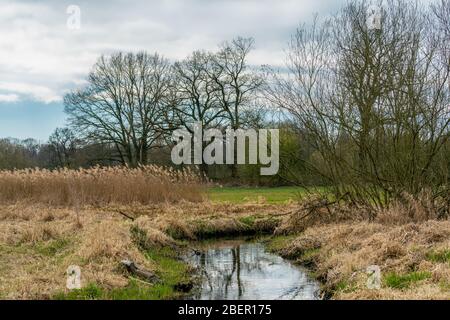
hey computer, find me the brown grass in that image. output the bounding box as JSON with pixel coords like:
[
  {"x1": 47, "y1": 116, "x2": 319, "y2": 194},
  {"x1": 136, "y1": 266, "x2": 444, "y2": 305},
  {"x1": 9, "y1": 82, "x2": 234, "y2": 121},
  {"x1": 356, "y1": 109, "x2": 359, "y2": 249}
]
[
  {"x1": 377, "y1": 191, "x2": 449, "y2": 225},
  {"x1": 0, "y1": 211, "x2": 153, "y2": 298},
  {"x1": 275, "y1": 190, "x2": 449, "y2": 235},
  {"x1": 275, "y1": 220, "x2": 450, "y2": 300},
  {"x1": 0, "y1": 166, "x2": 203, "y2": 206},
  {"x1": 0, "y1": 201, "x2": 288, "y2": 299},
  {"x1": 269, "y1": 191, "x2": 450, "y2": 299},
  {"x1": 0, "y1": 178, "x2": 447, "y2": 300}
]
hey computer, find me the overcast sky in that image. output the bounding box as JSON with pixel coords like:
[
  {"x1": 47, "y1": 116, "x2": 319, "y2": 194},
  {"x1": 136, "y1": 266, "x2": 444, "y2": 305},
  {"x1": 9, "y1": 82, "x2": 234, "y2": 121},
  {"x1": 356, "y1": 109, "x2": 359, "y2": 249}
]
[{"x1": 0, "y1": 0, "x2": 436, "y2": 140}]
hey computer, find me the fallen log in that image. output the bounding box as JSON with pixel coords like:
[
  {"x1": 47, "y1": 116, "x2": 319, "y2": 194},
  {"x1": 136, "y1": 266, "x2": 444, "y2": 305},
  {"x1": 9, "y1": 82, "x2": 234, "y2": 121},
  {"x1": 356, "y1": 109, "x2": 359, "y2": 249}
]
[{"x1": 120, "y1": 260, "x2": 159, "y2": 283}]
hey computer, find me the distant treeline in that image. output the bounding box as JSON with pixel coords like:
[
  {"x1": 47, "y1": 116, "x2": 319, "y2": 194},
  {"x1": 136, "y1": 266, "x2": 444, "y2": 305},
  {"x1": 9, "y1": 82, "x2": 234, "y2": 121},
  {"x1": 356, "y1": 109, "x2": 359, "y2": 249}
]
[{"x1": 0, "y1": 123, "x2": 328, "y2": 187}]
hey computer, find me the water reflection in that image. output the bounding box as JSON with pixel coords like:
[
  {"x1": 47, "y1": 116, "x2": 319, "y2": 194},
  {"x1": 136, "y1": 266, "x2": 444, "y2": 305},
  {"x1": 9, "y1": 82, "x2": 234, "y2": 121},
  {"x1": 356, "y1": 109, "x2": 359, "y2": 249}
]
[{"x1": 186, "y1": 240, "x2": 320, "y2": 300}]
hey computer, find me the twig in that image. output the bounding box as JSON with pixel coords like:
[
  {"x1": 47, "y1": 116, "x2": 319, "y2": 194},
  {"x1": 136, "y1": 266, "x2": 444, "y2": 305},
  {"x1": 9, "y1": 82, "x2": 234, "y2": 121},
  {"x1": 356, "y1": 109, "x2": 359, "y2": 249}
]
[
  {"x1": 117, "y1": 210, "x2": 135, "y2": 221},
  {"x1": 269, "y1": 192, "x2": 351, "y2": 219}
]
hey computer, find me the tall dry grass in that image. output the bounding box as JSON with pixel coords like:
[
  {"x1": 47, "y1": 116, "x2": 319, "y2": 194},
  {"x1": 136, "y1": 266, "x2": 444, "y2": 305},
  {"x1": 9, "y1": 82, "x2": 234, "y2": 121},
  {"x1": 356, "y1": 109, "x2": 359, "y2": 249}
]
[
  {"x1": 275, "y1": 190, "x2": 449, "y2": 234},
  {"x1": 0, "y1": 165, "x2": 203, "y2": 206},
  {"x1": 276, "y1": 220, "x2": 450, "y2": 299}
]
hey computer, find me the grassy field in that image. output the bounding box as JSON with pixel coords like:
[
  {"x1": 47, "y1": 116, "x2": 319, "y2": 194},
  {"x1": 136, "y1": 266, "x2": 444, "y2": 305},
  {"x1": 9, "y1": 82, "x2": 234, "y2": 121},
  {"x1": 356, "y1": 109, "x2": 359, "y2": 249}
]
[
  {"x1": 207, "y1": 186, "x2": 313, "y2": 204},
  {"x1": 0, "y1": 168, "x2": 448, "y2": 300}
]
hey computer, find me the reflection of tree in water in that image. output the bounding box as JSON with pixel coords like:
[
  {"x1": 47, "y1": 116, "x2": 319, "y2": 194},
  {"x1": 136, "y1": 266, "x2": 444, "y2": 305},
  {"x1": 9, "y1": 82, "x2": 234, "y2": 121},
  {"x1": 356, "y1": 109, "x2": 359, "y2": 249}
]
[
  {"x1": 193, "y1": 243, "x2": 279, "y2": 299},
  {"x1": 188, "y1": 242, "x2": 321, "y2": 300}
]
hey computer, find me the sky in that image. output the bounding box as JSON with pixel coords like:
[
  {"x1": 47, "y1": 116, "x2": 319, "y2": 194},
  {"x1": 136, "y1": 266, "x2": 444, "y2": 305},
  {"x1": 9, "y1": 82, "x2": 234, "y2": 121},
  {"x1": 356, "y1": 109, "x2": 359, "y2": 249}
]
[{"x1": 0, "y1": 0, "x2": 436, "y2": 141}]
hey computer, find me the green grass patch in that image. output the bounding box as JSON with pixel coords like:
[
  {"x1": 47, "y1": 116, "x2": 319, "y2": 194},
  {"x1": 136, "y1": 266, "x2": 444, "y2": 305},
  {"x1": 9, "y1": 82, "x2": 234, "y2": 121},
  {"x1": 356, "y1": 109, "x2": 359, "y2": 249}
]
[
  {"x1": 384, "y1": 271, "x2": 431, "y2": 289},
  {"x1": 132, "y1": 227, "x2": 193, "y2": 299},
  {"x1": 238, "y1": 215, "x2": 257, "y2": 227},
  {"x1": 265, "y1": 235, "x2": 298, "y2": 252},
  {"x1": 106, "y1": 279, "x2": 175, "y2": 300},
  {"x1": 207, "y1": 186, "x2": 312, "y2": 204},
  {"x1": 299, "y1": 248, "x2": 320, "y2": 262},
  {"x1": 112, "y1": 246, "x2": 193, "y2": 300},
  {"x1": 426, "y1": 250, "x2": 450, "y2": 263},
  {"x1": 439, "y1": 281, "x2": 450, "y2": 292},
  {"x1": 34, "y1": 238, "x2": 71, "y2": 257},
  {"x1": 334, "y1": 279, "x2": 357, "y2": 293},
  {"x1": 54, "y1": 283, "x2": 103, "y2": 300},
  {"x1": 54, "y1": 247, "x2": 192, "y2": 300}
]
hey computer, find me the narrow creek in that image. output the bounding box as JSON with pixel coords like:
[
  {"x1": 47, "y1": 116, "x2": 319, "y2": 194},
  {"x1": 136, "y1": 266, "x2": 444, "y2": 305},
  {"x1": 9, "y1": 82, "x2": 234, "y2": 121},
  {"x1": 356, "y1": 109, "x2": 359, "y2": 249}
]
[{"x1": 185, "y1": 239, "x2": 320, "y2": 300}]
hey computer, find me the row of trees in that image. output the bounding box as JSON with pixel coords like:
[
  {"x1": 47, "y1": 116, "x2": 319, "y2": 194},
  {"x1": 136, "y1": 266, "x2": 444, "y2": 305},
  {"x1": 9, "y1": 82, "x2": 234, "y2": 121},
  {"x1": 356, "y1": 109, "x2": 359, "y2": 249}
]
[
  {"x1": 1, "y1": 0, "x2": 448, "y2": 207},
  {"x1": 64, "y1": 37, "x2": 265, "y2": 178},
  {"x1": 0, "y1": 131, "x2": 115, "y2": 169}
]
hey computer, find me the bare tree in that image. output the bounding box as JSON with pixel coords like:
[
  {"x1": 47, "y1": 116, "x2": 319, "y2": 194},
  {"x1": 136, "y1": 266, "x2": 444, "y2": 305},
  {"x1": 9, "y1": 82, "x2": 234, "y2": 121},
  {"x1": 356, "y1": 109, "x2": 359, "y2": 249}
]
[
  {"x1": 172, "y1": 51, "x2": 225, "y2": 130},
  {"x1": 169, "y1": 39, "x2": 264, "y2": 178},
  {"x1": 211, "y1": 37, "x2": 264, "y2": 130},
  {"x1": 431, "y1": 0, "x2": 450, "y2": 92},
  {"x1": 49, "y1": 127, "x2": 79, "y2": 167},
  {"x1": 209, "y1": 37, "x2": 265, "y2": 177},
  {"x1": 432, "y1": 0, "x2": 450, "y2": 37},
  {"x1": 64, "y1": 52, "x2": 173, "y2": 166},
  {"x1": 0, "y1": 138, "x2": 40, "y2": 169},
  {"x1": 171, "y1": 51, "x2": 225, "y2": 175},
  {"x1": 266, "y1": 0, "x2": 449, "y2": 212}
]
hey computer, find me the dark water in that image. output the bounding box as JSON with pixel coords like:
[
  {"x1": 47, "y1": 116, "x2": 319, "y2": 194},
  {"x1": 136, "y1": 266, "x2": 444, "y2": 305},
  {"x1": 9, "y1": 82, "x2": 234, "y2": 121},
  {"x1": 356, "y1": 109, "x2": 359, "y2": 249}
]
[{"x1": 185, "y1": 240, "x2": 320, "y2": 300}]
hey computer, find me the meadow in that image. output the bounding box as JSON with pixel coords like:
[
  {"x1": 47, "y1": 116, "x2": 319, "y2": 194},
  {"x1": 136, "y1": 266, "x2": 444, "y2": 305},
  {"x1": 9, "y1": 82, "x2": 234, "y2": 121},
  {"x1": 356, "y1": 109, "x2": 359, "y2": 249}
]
[
  {"x1": 0, "y1": 167, "x2": 448, "y2": 300},
  {"x1": 207, "y1": 186, "x2": 307, "y2": 204}
]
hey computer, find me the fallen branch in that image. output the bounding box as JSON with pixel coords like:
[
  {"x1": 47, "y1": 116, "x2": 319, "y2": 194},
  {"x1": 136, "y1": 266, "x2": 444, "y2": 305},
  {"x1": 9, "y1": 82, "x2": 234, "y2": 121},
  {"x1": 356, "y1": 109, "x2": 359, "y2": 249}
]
[
  {"x1": 117, "y1": 211, "x2": 135, "y2": 221},
  {"x1": 270, "y1": 192, "x2": 351, "y2": 219},
  {"x1": 121, "y1": 260, "x2": 159, "y2": 283}
]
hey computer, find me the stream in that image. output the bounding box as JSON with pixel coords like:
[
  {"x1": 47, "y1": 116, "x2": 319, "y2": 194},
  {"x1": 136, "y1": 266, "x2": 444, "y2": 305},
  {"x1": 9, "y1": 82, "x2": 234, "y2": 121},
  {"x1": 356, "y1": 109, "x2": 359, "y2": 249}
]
[{"x1": 185, "y1": 239, "x2": 320, "y2": 300}]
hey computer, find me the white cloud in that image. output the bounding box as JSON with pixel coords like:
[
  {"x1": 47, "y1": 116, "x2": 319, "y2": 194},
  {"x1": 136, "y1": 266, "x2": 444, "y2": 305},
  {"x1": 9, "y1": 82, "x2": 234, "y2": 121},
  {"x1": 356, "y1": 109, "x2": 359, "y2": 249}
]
[
  {"x1": 0, "y1": 93, "x2": 20, "y2": 102},
  {"x1": 0, "y1": 0, "x2": 435, "y2": 105},
  {"x1": 0, "y1": 82, "x2": 61, "y2": 103},
  {"x1": 0, "y1": 0, "x2": 343, "y2": 104}
]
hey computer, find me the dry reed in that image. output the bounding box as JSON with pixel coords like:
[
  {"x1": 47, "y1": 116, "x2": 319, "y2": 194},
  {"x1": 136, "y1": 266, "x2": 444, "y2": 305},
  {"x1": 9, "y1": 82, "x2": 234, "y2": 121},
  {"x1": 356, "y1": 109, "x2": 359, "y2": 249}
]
[{"x1": 0, "y1": 165, "x2": 203, "y2": 206}]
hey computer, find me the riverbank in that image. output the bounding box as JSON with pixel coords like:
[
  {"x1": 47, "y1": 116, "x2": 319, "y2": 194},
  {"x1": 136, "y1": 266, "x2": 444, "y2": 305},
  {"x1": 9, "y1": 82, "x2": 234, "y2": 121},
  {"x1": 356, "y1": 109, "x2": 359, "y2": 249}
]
[
  {"x1": 0, "y1": 201, "x2": 290, "y2": 299},
  {"x1": 267, "y1": 221, "x2": 450, "y2": 299}
]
